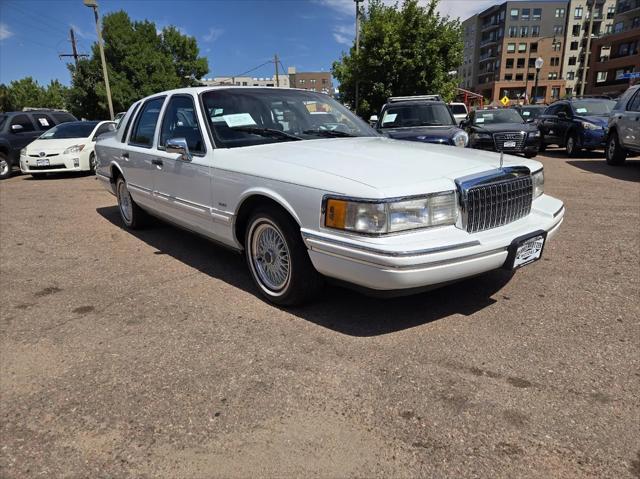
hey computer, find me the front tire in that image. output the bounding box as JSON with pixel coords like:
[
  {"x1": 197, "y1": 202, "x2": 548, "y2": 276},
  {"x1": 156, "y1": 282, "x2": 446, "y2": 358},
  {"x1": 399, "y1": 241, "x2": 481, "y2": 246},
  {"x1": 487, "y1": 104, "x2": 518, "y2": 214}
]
[
  {"x1": 565, "y1": 133, "x2": 580, "y2": 157},
  {"x1": 605, "y1": 131, "x2": 627, "y2": 165},
  {"x1": 89, "y1": 152, "x2": 97, "y2": 174},
  {"x1": 245, "y1": 208, "x2": 323, "y2": 306},
  {"x1": 116, "y1": 177, "x2": 147, "y2": 229},
  {"x1": 0, "y1": 153, "x2": 11, "y2": 180}
]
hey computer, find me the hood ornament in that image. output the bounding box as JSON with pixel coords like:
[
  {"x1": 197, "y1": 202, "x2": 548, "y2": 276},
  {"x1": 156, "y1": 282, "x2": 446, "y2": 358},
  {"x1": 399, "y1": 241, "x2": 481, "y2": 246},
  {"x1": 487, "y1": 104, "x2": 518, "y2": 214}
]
[{"x1": 499, "y1": 150, "x2": 504, "y2": 169}]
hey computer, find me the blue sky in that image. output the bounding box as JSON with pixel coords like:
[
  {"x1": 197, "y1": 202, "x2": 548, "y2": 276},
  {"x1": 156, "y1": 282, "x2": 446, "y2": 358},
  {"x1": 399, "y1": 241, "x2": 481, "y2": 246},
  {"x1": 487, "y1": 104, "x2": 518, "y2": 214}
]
[{"x1": 0, "y1": 0, "x2": 498, "y2": 86}]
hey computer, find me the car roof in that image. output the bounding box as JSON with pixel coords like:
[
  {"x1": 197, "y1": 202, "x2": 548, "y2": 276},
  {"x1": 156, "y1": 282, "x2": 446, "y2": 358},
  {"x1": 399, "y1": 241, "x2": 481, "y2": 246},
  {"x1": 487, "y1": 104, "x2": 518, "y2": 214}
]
[{"x1": 56, "y1": 120, "x2": 100, "y2": 127}]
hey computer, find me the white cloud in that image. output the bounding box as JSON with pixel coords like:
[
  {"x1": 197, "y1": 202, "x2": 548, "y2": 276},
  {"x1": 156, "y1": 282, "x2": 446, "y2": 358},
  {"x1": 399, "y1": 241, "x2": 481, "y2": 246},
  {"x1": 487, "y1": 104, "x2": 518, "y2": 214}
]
[
  {"x1": 203, "y1": 27, "x2": 224, "y2": 43},
  {"x1": 316, "y1": 0, "x2": 356, "y2": 16},
  {"x1": 333, "y1": 24, "x2": 354, "y2": 45},
  {"x1": 0, "y1": 23, "x2": 13, "y2": 41},
  {"x1": 318, "y1": 0, "x2": 496, "y2": 21}
]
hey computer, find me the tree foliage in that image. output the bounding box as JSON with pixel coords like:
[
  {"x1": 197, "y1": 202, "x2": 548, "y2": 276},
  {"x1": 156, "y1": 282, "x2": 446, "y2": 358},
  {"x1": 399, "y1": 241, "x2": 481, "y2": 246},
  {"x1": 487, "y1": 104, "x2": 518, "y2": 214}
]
[
  {"x1": 332, "y1": 0, "x2": 463, "y2": 119},
  {"x1": 0, "y1": 77, "x2": 69, "y2": 112},
  {"x1": 67, "y1": 11, "x2": 209, "y2": 119}
]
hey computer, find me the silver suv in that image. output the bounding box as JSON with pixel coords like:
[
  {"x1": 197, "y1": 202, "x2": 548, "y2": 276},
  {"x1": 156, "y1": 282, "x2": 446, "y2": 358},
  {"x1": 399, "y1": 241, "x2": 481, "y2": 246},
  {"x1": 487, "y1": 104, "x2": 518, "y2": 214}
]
[{"x1": 606, "y1": 85, "x2": 640, "y2": 165}]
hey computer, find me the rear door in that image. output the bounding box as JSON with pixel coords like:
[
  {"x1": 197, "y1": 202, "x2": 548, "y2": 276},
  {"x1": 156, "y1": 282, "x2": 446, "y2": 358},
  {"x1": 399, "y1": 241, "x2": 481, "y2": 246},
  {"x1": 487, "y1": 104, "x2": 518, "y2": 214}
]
[
  {"x1": 539, "y1": 104, "x2": 559, "y2": 144},
  {"x1": 32, "y1": 113, "x2": 56, "y2": 132},
  {"x1": 125, "y1": 96, "x2": 166, "y2": 210},
  {"x1": 152, "y1": 94, "x2": 214, "y2": 236}
]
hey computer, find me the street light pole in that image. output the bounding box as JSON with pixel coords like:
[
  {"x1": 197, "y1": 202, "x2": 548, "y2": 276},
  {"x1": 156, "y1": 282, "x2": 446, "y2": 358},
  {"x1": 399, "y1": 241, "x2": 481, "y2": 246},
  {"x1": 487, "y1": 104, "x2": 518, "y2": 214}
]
[
  {"x1": 83, "y1": 0, "x2": 114, "y2": 120},
  {"x1": 354, "y1": 0, "x2": 362, "y2": 114},
  {"x1": 533, "y1": 57, "x2": 544, "y2": 104}
]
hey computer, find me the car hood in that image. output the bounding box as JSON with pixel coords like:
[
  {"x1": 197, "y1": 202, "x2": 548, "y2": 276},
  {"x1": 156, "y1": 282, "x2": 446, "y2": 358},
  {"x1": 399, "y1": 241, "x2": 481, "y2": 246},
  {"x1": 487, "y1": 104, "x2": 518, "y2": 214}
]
[
  {"x1": 381, "y1": 126, "x2": 460, "y2": 143},
  {"x1": 576, "y1": 115, "x2": 608, "y2": 127},
  {"x1": 25, "y1": 138, "x2": 88, "y2": 155},
  {"x1": 221, "y1": 136, "x2": 542, "y2": 197},
  {"x1": 473, "y1": 122, "x2": 535, "y2": 133}
]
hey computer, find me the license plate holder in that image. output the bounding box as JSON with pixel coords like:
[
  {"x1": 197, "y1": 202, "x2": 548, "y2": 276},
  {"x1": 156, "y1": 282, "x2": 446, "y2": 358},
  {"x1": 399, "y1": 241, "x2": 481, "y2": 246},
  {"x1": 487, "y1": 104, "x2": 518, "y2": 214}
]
[
  {"x1": 36, "y1": 158, "x2": 50, "y2": 167},
  {"x1": 504, "y1": 140, "x2": 517, "y2": 148},
  {"x1": 504, "y1": 230, "x2": 547, "y2": 270}
]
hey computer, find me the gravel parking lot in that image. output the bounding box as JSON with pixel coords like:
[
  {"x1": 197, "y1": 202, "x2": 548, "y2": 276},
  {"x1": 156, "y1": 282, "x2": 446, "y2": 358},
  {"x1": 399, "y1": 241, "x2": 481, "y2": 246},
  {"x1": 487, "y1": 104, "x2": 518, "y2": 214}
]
[{"x1": 1, "y1": 150, "x2": 639, "y2": 478}]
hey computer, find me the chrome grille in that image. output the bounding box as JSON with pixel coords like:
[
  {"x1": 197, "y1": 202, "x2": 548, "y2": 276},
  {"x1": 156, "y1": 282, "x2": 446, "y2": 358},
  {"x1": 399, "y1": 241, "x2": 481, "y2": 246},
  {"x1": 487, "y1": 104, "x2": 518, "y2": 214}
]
[
  {"x1": 464, "y1": 176, "x2": 532, "y2": 232},
  {"x1": 493, "y1": 131, "x2": 526, "y2": 151}
]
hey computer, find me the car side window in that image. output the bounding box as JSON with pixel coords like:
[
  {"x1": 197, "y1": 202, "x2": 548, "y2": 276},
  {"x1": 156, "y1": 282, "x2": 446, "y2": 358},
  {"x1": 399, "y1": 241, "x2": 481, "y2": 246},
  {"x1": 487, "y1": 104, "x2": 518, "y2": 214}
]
[
  {"x1": 159, "y1": 95, "x2": 205, "y2": 154},
  {"x1": 129, "y1": 97, "x2": 165, "y2": 148},
  {"x1": 544, "y1": 104, "x2": 558, "y2": 116},
  {"x1": 120, "y1": 102, "x2": 141, "y2": 142},
  {"x1": 627, "y1": 90, "x2": 640, "y2": 112},
  {"x1": 10, "y1": 114, "x2": 35, "y2": 132},
  {"x1": 32, "y1": 114, "x2": 55, "y2": 130}
]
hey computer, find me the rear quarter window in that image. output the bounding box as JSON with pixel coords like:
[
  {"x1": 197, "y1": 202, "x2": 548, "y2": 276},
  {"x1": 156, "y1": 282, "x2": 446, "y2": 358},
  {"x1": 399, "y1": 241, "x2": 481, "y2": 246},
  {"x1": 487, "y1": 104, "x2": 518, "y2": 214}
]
[{"x1": 52, "y1": 112, "x2": 77, "y2": 124}]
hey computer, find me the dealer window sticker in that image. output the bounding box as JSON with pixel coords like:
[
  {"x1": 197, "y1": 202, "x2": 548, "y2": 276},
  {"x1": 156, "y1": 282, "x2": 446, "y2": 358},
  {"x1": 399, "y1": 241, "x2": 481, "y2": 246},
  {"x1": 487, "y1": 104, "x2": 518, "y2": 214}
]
[
  {"x1": 382, "y1": 113, "x2": 397, "y2": 124},
  {"x1": 576, "y1": 107, "x2": 587, "y2": 114},
  {"x1": 37, "y1": 118, "x2": 50, "y2": 127},
  {"x1": 223, "y1": 113, "x2": 257, "y2": 127}
]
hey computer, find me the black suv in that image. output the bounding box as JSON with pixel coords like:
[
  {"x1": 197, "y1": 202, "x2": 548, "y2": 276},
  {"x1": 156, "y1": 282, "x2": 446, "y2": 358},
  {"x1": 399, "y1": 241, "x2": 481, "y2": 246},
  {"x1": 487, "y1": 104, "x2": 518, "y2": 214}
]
[
  {"x1": 537, "y1": 98, "x2": 616, "y2": 157},
  {"x1": 0, "y1": 109, "x2": 77, "y2": 179}
]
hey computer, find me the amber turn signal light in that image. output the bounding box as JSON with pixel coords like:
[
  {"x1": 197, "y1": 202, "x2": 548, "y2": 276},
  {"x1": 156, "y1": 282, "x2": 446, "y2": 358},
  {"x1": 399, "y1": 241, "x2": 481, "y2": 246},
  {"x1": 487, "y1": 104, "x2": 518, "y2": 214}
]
[{"x1": 325, "y1": 199, "x2": 347, "y2": 229}]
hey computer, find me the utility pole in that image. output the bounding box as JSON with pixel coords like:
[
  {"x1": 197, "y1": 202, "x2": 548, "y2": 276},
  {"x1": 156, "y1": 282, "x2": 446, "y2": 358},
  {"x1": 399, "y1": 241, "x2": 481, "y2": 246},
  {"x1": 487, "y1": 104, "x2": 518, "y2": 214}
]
[
  {"x1": 580, "y1": 0, "x2": 596, "y2": 96},
  {"x1": 59, "y1": 28, "x2": 88, "y2": 68},
  {"x1": 83, "y1": 0, "x2": 114, "y2": 120},
  {"x1": 354, "y1": 0, "x2": 362, "y2": 115},
  {"x1": 274, "y1": 54, "x2": 280, "y2": 87}
]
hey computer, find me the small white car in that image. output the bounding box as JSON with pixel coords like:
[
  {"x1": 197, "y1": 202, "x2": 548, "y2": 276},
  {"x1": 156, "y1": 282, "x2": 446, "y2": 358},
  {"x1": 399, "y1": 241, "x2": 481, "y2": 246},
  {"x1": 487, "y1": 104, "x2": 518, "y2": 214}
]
[
  {"x1": 96, "y1": 87, "x2": 564, "y2": 306},
  {"x1": 20, "y1": 120, "x2": 116, "y2": 177}
]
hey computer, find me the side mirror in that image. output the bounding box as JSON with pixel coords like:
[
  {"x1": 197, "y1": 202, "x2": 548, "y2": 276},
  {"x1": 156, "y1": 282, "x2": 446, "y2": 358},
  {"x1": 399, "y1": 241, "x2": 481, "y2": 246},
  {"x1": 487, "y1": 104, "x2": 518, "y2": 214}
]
[
  {"x1": 11, "y1": 124, "x2": 24, "y2": 133},
  {"x1": 557, "y1": 111, "x2": 567, "y2": 118},
  {"x1": 369, "y1": 115, "x2": 378, "y2": 127},
  {"x1": 166, "y1": 137, "x2": 191, "y2": 161}
]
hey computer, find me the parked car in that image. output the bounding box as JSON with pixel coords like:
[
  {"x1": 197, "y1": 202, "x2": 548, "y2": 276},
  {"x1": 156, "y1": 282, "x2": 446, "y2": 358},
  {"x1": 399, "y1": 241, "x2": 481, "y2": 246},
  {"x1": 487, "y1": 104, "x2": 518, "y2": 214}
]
[
  {"x1": 96, "y1": 87, "x2": 564, "y2": 306},
  {"x1": 449, "y1": 102, "x2": 469, "y2": 124},
  {"x1": 0, "y1": 109, "x2": 77, "y2": 179},
  {"x1": 605, "y1": 85, "x2": 640, "y2": 165},
  {"x1": 370, "y1": 95, "x2": 469, "y2": 147},
  {"x1": 20, "y1": 120, "x2": 116, "y2": 177},
  {"x1": 114, "y1": 112, "x2": 126, "y2": 126},
  {"x1": 461, "y1": 108, "x2": 540, "y2": 158},
  {"x1": 513, "y1": 104, "x2": 547, "y2": 124},
  {"x1": 537, "y1": 98, "x2": 616, "y2": 156}
]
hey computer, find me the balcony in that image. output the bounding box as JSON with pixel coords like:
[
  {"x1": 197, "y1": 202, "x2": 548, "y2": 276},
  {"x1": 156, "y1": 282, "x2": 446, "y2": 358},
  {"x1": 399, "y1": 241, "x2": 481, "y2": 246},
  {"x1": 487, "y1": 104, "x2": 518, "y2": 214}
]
[
  {"x1": 481, "y1": 19, "x2": 501, "y2": 31},
  {"x1": 479, "y1": 52, "x2": 497, "y2": 61},
  {"x1": 480, "y1": 37, "x2": 499, "y2": 47}
]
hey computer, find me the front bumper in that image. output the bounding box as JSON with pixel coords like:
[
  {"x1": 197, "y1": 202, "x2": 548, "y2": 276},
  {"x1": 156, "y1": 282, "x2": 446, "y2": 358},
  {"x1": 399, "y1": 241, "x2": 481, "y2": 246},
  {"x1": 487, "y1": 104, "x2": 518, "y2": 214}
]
[
  {"x1": 20, "y1": 153, "x2": 88, "y2": 174},
  {"x1": 303, "y1": 194, "x2": 564, "y2": 291},
  {"x1": 470, "y1": 135, "x2": 540, "y2": 155},
  {"x1": 579, "y1": 128, "x2": 606, "y2": 149}
]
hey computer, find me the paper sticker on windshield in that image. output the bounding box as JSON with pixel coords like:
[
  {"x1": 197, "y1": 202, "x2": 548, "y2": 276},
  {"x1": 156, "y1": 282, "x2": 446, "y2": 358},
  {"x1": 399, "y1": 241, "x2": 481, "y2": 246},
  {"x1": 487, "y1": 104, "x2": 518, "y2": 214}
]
[
  {"x1": 382, "y1": 113, "x2": 397, "y2": 123},
  {"x1": 476, "y1": 117, "x2": 485, "y2": 123},
  {"x1": 522, "y1": 111, "x2": 530, "y2": 116},
  {"x1": 38, "y1": 118, "x2": 49, "y2": 127},
  {"x1": 576, "y1": 107, "x2": 587, "y2": 114},
  {"x1": 223, "y1": 113, "x2": 257, "y2": 127}
]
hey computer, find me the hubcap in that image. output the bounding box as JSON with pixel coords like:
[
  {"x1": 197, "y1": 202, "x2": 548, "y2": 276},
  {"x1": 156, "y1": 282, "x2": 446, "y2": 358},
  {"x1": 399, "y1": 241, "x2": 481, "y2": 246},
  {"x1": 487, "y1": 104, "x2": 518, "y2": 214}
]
[
  {"x1": 0, "y1": 160, "x2": 8, "y2": 176},
  {"x1": 567, "y1": 137, "x2": 574, "y2": 153},
  {"x1": 117, "y1": 181, "x2": 133, "y2": 223},
  {"x1": 250, "y1": 221, "x2": 291, "y2": 292},
  {"x1": 608, "y1": 138, "x2": 615, "y2": 158}
]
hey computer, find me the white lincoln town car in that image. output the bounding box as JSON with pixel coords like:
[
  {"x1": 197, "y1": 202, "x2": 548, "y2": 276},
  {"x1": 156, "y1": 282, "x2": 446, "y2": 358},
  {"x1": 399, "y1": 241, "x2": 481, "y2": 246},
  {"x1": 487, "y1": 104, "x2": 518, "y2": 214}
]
[{"x1": 95, "y1": 87, "x2": 564, "y2": 305}]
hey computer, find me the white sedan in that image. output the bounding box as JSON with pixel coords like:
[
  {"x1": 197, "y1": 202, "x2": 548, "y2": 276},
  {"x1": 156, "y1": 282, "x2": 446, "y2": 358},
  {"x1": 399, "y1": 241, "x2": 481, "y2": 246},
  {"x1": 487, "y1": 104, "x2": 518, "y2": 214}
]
[
  {"x1": 20, "y1": 120, "x2": 116, "y2": 177},
  {"x1": 95, "y1": 87, "x2": 564, "y2": 306}
]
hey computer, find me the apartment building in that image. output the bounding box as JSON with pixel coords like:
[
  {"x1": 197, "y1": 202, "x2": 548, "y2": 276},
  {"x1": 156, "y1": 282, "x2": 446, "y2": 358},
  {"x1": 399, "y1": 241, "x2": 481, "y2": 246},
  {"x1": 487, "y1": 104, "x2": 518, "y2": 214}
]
[
  {"x1": 201, "y1": 75, "x2": 291, "y2": 88},
  {"x1": 287, "y1": 67, "x2": 334, "y2": 95},
  {"x1": 460, "y1": 15, "x2": 480, "y2": 89},
  {"x1": 462, "y1": 1, "x2": 570, "y2": 104},
  {"x1": 585, "y1": 0, "x2": 640, "y2": 95},
  {"x1": 562, "y1": 0, "x2": 617, "y2": 97}
]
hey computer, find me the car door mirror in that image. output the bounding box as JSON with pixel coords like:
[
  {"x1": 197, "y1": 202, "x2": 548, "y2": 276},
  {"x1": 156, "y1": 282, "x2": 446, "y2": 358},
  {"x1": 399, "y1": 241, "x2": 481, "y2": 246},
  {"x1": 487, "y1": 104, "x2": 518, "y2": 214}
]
[
  {"x1": 557, "y1": 111, "x2": 567, "y2": 119},
  {"x1": 166, "y1": 137, "x2": 192, "y2": 161},
  {"x1": 11, "y1": 124, "x2": 23, "y2": 133}
]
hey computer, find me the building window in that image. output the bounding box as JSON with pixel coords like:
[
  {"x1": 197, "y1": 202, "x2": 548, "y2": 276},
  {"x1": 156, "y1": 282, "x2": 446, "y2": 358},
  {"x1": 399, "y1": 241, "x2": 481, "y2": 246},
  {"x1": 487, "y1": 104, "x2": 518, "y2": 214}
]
[
  {"x1": 555, "y1": 8, "x2": 565, "y2": 18},
  {"x1": 553, "y1": 25, "x2": 563, "y2": 35},
  {"x1": 520, "y1": 26, "x2": 528, "y2": 37},
  {"x1": 570, "y1": 41, "x2": 579, "y2": 50},
  {"x1": 242, "y1": 81, "x2": 247, "y2": 86},
  {"x1": 506, "y1": 58, "x2": 514, "y2": 68},
  {"x1": 504, "y1": 73, "x2": 513, "y2": 80},
  {"x1": 522, "y1": 8, "x2": 530, "y2": 20},
  {"x1": 551, "y1": 87, "x2": 560, "y2": 98},
  {"x1": 531, "y1": 25, "x2": 540, "y2": 37},
  {"x1": 516, "y1": 73, "x2": 524, "y2": 81},
  {"x1": 614, "y1": 21, "x2": 623, "y2": 33},
  {"x1": 510, "y1": 8, "x2": 519, "y2": 19},
  {"x1": 548, "y1": 72, "x2": 558, "y2": 80},
  {"x1": 596, "y1": 71, "x2": 608, "y2": 83},
  {"x1": 310, "y1": 79, "x2": 317, "y2": 84},
  {"x1": 552, "y1": 41, "x2": 562, "y2": 52},
  {"x1": 572, "y1": 24, "x2": 581, "y2": 36},
  {"x1": 527, "y1": 72, "x2": 535, "y2": 80},
  {"x1": 529, "y1": 42, "x2": 538, "y2": 53},
  {"x1": 567, "y1": 71, "x2": 575, "y2": 80},
  {"x1": 551, "y1": 57, "x2": 560, "y2": 66},
  {"x1": 607, "y1": 6, "x2": 615, "y2": 19},
  {"x1": 507, "y1": 43, "x2": 516, "y2": 53},
  {"x1": 517, "y1": 58, "x2": 525, "y2": 68},
  {"x1": 568, "y1": 56, "x2": 577, "y2": 66},
  {"x1": 518, "y1": 43, "x2": 527, "y2": 52},
  {"x1": 574, "y1": 6, "x2": 583, "y2": 19},
  {"x1": 533, "y1": 8, "x2": 541, "y2": 20},
  {"x1": 605, "y1": 23, "x2": 613, "y2": 34},
  {"x1": 509, "y1": 26, "x2": 517, "y2": 37},
  {"x1": 528, "y1": 57, "x2": 536, "y2": 68},
  {"x1": 299, "y1": 79, "x2": 305, "y2": 84}
]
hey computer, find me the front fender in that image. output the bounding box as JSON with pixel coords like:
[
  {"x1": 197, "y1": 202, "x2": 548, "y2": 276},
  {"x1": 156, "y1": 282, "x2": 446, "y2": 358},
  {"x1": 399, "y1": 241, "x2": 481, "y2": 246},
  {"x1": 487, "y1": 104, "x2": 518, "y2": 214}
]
[{"x1": 235, "y1": 187, "x2": 302, "y2": 225}]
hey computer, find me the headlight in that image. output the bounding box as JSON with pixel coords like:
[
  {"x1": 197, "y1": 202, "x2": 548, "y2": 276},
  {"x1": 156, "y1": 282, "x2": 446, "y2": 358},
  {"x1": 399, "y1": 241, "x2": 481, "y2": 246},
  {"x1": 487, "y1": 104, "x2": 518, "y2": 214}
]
[
  {"x1": 532, "y1": 169, "x2": 544, "y2": 199},
  {"x1": 528, "y1": 130, "x2": 541, "y2": 138},
  {"x1": 453, "y1": 130, "x2": 469, "y2": 147},
  {"x1": 63, "y1": 144, "x2": 85, "y2": 154},
  {"x1": 581, "y1": 121, "x2": 601, "y2": 130},
  {"x1": 324, "y1": 192, "x2": 457, "y2": 234},
  {"x1": 20, "y1": 148, "x2": 26, "y2": 156}
]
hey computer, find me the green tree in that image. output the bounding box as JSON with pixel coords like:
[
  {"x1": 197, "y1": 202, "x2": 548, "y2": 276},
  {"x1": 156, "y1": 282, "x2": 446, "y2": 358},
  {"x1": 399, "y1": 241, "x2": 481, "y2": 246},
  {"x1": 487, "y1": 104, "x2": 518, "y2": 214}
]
[
  {"x1": 67, "y1": 11, "x2": 209, "y2": 119},
  {"x1": 332, "y1": 0, "x2": 463, "y2": 119},
  {"x1": 0, "y1": 78, "x2": 70, "y2": 112}
]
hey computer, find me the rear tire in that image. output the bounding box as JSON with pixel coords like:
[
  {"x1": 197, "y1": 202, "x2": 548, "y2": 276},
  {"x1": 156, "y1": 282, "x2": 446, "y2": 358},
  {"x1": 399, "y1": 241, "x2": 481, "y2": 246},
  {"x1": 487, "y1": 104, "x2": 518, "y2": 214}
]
[
  {"x1": 605, "y1": 131, "x2": 627, "y2": 165},
  {"x1": 0, "y1": 153, "x2": 11, "y2": 180},
  {"x1": 245, "y1": 207, "x2": 323, "y2": 306},
  {"x1": 565, "y1": 133, "x2": 580, "y2": 157},
  {"x1": 116, "y1": 177, "x2": 148, "y2": 229}
]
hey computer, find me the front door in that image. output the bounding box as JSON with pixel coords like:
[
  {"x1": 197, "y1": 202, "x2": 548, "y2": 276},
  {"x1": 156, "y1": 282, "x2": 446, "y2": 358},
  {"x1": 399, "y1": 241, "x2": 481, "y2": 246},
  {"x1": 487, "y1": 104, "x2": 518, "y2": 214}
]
[
  {"x1": 152, "y1": 94, "x2": 214, "y2": 236},
  {"x1": 8, "y1": 114, "x2": 40, "y2": 161}
]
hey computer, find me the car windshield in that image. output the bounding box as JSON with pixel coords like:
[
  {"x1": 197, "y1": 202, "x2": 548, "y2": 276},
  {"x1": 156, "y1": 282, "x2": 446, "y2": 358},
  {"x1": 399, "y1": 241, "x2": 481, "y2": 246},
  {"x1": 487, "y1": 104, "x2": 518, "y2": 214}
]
[
  {"x1": 518, "y1": 107, "x2": 544, "y2": 120},
  {"x1": 379, "y1": 103, "x2": 454, "y2": 128},
  {"x1": 201, "y1": 88, "x2": 377, "y2": 148},
  {"x1": 39, "y1": 121, "x2": 98, "y2": 139},
  {"x1": 450, "y1": 104, "x2": 467, "y2": 115},
  {"x1": 473, "y1": 109, "x2": 523, "y2": 125},
  {"x1": 571, "y1": 100, "x2": 616, "y2": 116}
]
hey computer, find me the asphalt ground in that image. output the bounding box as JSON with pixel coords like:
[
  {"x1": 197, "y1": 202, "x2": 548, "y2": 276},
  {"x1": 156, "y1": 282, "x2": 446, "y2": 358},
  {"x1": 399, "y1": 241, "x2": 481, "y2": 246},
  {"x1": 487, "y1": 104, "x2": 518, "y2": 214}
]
[{"x1": 1, "y1": 149, "x2": 639, "y2": 478}]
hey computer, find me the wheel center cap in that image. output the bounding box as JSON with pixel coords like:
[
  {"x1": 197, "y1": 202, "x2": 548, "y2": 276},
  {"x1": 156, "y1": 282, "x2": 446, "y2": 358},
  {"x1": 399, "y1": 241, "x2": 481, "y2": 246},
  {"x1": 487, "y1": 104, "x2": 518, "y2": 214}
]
[{"x1": 264, "y1": 251, "x2": 273, "y2": 264}]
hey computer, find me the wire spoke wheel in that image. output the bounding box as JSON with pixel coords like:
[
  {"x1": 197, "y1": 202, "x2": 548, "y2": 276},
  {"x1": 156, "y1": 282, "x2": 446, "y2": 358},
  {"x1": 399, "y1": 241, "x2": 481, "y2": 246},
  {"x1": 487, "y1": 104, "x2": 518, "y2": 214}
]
[
  {"x1": 117, "y1": 180, "x2": 133, "y2": 223},
  {"x1": 0, "y1": 159, "x2": 9, "y2": 177},
  {"x1": 250, "y1": 221, "x2": 291, "y2": 293}
]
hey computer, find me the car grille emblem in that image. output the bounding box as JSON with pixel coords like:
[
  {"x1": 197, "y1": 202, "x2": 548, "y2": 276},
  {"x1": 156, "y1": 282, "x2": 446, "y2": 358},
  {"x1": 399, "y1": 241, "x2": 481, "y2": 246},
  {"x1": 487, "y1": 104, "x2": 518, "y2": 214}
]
[{"x1": 39, "y1": 152, "x2": 46, "y2": 157}]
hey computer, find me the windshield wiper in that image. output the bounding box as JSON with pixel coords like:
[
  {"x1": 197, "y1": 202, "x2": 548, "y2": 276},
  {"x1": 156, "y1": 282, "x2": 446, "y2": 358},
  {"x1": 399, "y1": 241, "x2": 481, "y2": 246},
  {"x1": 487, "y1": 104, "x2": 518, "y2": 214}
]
[
  {"x1": 229, "y1": 126, "x2": 301, "y2": 141},
  {"x1": 302, "y1": 128, "x2": 356, "y2": 138}
]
